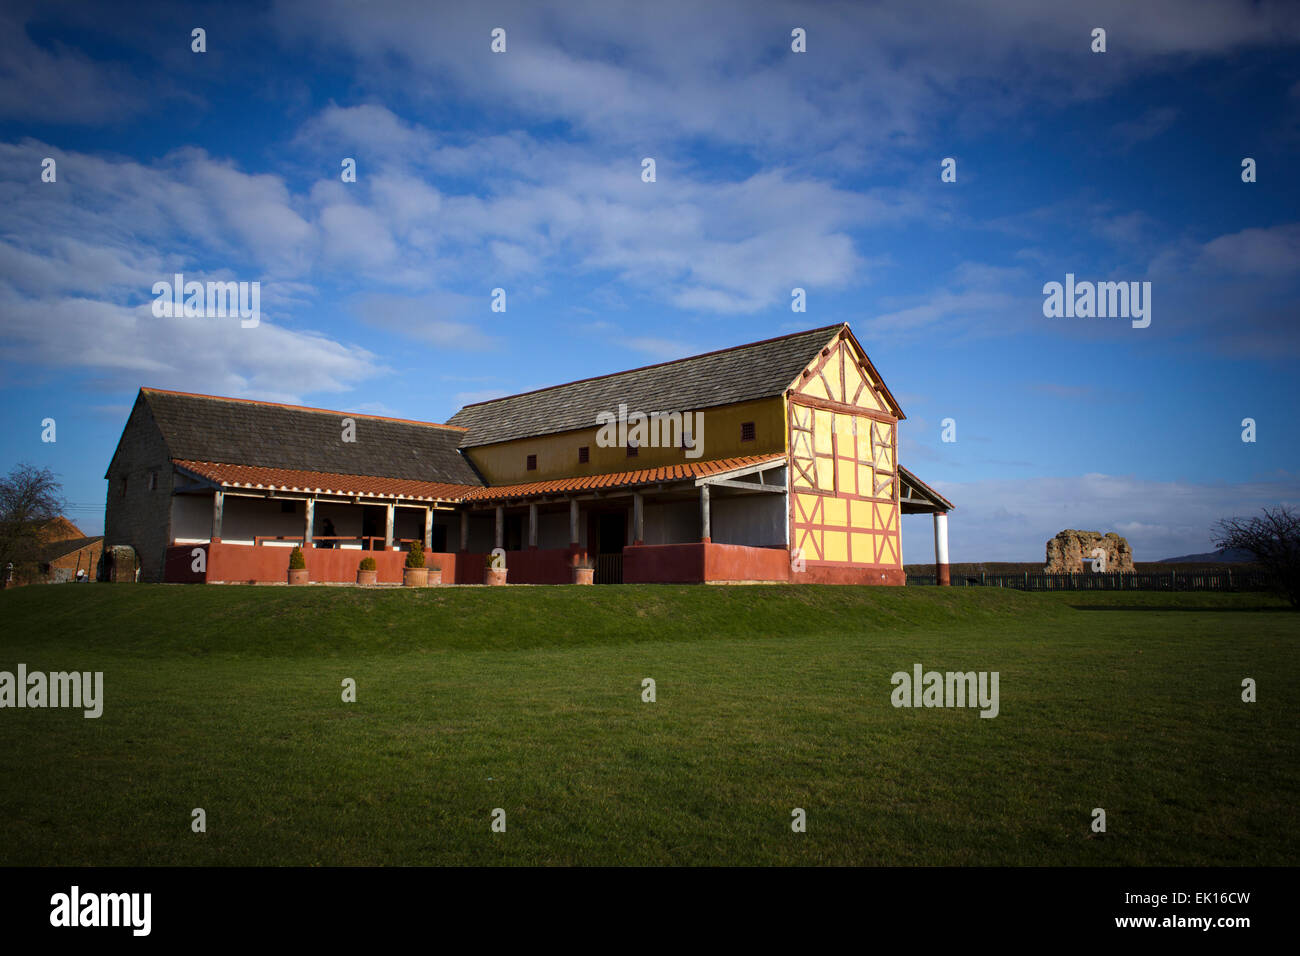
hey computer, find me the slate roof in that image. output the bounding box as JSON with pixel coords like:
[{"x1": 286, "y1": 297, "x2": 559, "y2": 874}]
[
  {"x1": 173, "y1": 460, "x2": 478, "y2": 502},
  {"x1": 137, "y1": 389, "x2": 483, "y2": 486},
  {"x1": 447, "y1": 324, "x2": 847, "y2": 447},
  {"x1": 463, "y1": 453, "x2": 786, "y2": 502},
  {"x1": 38, "y1": 536, "x2": 103, "y2": 562}
]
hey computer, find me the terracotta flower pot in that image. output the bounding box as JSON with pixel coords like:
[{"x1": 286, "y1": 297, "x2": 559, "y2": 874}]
[
  {"x1": 403, "y1": 567, "x2": 428, "y2": 587},
  {"x1": 484, "y1": 567, "x2": 508, "y2": 586},
  {"x1": 428, "y1": 569, "x2": 443, "y2": 585},
  {"x1": 287, "y1": 568, "x2": 309, "y2": 586},
  {"x1": 570, "y1": 567, "x2": 594, "y2": 585},
  {"x1": 357, "y1": 568, "x2": 377, "y2": 586}
]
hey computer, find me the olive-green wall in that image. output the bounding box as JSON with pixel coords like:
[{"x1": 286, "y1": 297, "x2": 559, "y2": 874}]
[{"x1": 465, "y1": 396, "x2": 787, "y2": 485}]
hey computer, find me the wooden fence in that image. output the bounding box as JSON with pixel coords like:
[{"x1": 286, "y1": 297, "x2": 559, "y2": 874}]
[{"x1": 905, "y1": 570, "x2": 1271, "y2": 591}]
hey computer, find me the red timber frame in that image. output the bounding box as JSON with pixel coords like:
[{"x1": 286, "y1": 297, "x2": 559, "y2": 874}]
[{"x1": 787, "y1": 331, "x2": 903, "y2": 578}]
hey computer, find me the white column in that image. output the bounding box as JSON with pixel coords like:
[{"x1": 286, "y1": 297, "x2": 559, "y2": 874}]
[
  {"x1": 933, "y1": 511, "x2": 950, "y2": 586},
  {"x1": 304, "y1": 498, "x2": 315, "y2": 546},
  {"x1": 384, "y1": 503, "x2": 395, "y2": 550},
  {"x1": 494, "y1": 506, "x2": 504, "y2": 550},
  {"x1": 528, "y1": 503, "x2": 538, "y2": 549},
  {"x1": 423, "y1": 507, "x2": 433, "y2": 551}
]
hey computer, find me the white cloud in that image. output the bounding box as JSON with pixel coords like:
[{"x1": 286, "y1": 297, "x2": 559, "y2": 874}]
[
  {"x1": 0, "y1": 288, "x2": 382, "y2": 403},
  {"x1": 901, "y1": 472, "x2": 1300, "y2": 564},
  {"x1": 352, "y1": 292, "x2": 498, "y2": 350}
]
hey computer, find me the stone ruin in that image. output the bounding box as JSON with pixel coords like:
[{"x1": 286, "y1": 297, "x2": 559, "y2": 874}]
[{"x1": 1044, "y1": 530, "x2": 1134, "y2": 573}]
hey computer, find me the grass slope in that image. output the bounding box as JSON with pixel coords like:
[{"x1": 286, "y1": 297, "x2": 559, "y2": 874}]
[{"x1": 0, "y1": 585, "x2": 1295, "y2": 866}]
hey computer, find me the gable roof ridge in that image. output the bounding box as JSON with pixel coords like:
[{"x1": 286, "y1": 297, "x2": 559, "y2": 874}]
[
  {"x1": 141, "y1": 387, "x2": 466, "y2": 431},
  {"x1": 458, "y1": 323, "x2": 846, "y2": 410}
]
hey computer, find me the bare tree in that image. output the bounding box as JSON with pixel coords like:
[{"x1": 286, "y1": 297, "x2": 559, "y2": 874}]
[
  {"x1": 1213, "y1": 506, "x2": 1300, "y2": 608},
  {"x1": 0, "y1": 463, "x2": 67, "y2": 573}
]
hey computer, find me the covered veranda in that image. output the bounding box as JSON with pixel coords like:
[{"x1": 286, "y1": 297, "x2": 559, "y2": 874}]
[
  {"x1": 899, "y1": 465, "x2": 955, "y2": 585},
  {"x1": 460, "y1": 454, "x2": 792, "y2": 584}
]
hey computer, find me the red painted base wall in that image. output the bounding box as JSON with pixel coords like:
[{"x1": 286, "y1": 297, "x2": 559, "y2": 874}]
[
  {"x1": 164, "y1": 544, "x2": 577, "y2": 585},
  {"x1": 793, "y1": 564, "x2": 907, "y2": 586},
  {"x1": 621, "y1": 542, "x2": 901, "y2": 584},
  {"x1": 164, "y1": 542, "x2": 905, "y2": 586}
]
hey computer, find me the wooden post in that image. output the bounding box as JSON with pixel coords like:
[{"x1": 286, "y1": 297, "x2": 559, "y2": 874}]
[
  {"x1": 633, "y1": 492, "x2": 644, "y2": 545},
  {"x1": 569, "y1": 498, "x2": 580, "y2": 567},
  {"x1": 384, "y1": 503, "x2": 395, "y2": 550},
  {"x1": 211, "y1": 490, "x2": 224, "y2": 543},
  {"x1": 460, "y1": 509, "x2": 469, "y2": 552},
  {"x1": 423, "y1": 507, "x2": 433, "y2": 551},
  {"x1": 700, "y1": 485, "x2": 711, "y2": 543},
  {"x1": 495, "y1": 506, "x2": 504, "y2": 550},
  {"x1": 304, "y1": 498, "x2": 315, "y2": 546},
  {"x1": 528, "y1": 503, "x2": 538, "y2": 549}
]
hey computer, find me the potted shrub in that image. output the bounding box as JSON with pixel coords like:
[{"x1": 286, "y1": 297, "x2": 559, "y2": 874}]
[
  {"x1": 403, "y1": 540, "x2": 428, "y2": 587},
  {"x1": 570, "y1": 554, "x2": 595, "y2": 585},
  {"x1": 287, "y1": 546, "x2": 309, "y2": 585},
  {"x1": 484, "y1": 551, "x2": 508, "y2": 586},
  {"x1": 357, "y1": 555, "x2": 377, "y2": 586}
]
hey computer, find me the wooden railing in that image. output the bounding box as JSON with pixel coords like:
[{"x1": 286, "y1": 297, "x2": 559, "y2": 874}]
[
  {"x1": 251, "y1": 535, "x2": 421, "y2": 550},
  {"x1": 594, "y1": 553, "x2": 623, "y2": 584}
]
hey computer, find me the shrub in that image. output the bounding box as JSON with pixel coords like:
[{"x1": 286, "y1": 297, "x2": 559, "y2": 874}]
[
  {"x1": 405, "y1": 539, "x2": 425, "y2": 568},
  {"x1": 358, "y1": 556, "x2": 376, "y2": 572},
  {"x1": 288, "y1": 546, "x2": 306, "y2": 570},
  {"x1": 1214, "y1": 506, "x2": 1300, "y2": 607}
]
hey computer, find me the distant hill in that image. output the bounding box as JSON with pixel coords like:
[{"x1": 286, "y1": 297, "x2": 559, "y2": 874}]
[{"x1": 1156, "y1": 547, "x2": 1256, "y2": 564}]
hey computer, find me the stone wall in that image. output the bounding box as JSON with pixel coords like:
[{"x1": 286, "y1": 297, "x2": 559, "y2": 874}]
[
  {"x1": 104, "y1": 396, "x2": 176, "y2": 582},
  {"x1": 1044, "y1": 530, "x2": 1134, "y2": 573}
]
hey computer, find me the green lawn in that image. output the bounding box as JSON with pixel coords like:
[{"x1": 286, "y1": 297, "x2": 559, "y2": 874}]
[{"x1": 0, "y1": 584, "x2": 1295, "y2": 866}]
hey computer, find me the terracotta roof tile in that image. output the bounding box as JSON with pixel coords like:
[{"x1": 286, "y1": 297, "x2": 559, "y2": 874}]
[
  {"x1": 173, "y1": 460, "x2": 478, "y2": 502},
  {"x1": 463, "y1": 453, "x2": 787, "y2": 501}
]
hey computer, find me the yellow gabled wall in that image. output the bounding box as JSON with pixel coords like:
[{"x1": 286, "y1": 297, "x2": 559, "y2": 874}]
[
  {"x1": 787, "y1": 332, "x2": 902, "y2": 568},
  {"x1": 465, "y1": 396, "x2": 786, "y2": 485}
]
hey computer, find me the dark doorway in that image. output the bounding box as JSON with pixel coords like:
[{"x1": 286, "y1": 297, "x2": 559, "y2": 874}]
[
  {"x1": 596, "y1": 511, "x2": 626, "y2": 554},
  {"x1": 432, "y1": 524, "x2": 447, "y2": 553},
  {"x1": 361, "y1": 505, "x2": 385, "y2": 550},
  {"x1": 590, "y1": 510, "x2": 627, "y2": 584},
  {"x1": 505, "y1": 514, "x2": 524, "y2": 551}
]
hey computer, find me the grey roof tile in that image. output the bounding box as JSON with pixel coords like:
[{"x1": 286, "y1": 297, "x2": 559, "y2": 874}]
[
  {"x1": 142, "y1": 390, "x2": 483, "y2": 486},
  {"x1": 448, "y1": 324, "x2": 844, "y2": 447}
]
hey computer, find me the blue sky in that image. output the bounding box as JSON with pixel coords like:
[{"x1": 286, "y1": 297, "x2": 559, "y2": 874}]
[{"x1": 1, "y1": 0, "x2": 1297, "y2": 561}]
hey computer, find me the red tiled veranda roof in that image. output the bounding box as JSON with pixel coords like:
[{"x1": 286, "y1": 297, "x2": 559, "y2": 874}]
[
  {"x1": 173, "y1": 460, "x2": 478, "y2": 503},
  {"x1": 173, "y1": 454, "x2": 788, "y2": 506},
  {"x1": 462, "y1": 453, "x2": 787, "y2": 502}
]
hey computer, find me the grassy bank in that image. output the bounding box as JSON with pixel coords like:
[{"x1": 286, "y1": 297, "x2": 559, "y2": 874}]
[{"x1": 0, "y1": 585, "x2": 1294, "y2": 865}]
